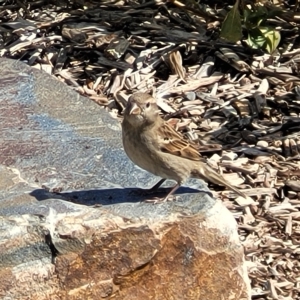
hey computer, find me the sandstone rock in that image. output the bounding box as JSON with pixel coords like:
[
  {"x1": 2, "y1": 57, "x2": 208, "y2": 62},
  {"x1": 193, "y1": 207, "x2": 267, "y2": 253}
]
[
  {"x1": 0, "y1": 58, "x2": 251, "y2": 299},
  {"x1": 1, "y1": 200, "x2": 250, "y2": 300}
]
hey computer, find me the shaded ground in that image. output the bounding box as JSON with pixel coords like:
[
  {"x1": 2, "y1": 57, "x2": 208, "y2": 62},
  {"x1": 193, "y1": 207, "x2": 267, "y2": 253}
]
[{"x1": 1, "y1": 1, "x2": 300, "y2": 299}]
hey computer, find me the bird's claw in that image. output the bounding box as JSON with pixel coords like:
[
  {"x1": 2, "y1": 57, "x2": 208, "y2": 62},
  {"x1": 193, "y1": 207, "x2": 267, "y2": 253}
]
[{"x1": 144, "y1": 195, "x2": 178, "y2": 204}]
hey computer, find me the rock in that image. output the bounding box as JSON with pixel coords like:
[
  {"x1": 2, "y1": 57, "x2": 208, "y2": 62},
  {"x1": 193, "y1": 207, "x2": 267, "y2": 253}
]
[
  {"x1": 0, "y1": 58, "x2": 251, "y2": 299},
  {"x1": 1, "y1": 200, "x2": 250, "y2": 300}
]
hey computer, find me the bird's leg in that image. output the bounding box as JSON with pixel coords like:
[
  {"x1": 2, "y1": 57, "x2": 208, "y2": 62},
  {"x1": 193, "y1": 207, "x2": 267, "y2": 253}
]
[
  {"x1": 145, "y1": 182, "x2": 180, "y2": 203},
  {"x1": 130, "y1": 178, "x2": 166, "y2": 197},
  {"x1": 148, "y1": 178, "x2": 166, "y2": 192},
  {"x1": 161, "y1": 182, "x2": 180, "y2": 202}
]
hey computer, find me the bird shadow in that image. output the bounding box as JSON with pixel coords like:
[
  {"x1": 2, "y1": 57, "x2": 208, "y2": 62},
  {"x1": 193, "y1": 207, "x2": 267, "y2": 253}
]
[{"x1": 30, "y1": 185, "x2": 213, "y2": 206}]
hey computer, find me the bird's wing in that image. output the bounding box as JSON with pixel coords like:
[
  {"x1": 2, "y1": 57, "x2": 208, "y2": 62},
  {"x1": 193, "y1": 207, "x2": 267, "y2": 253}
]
[{"x1": 156, "y1": 122, "x2": 203, "y2": 161}]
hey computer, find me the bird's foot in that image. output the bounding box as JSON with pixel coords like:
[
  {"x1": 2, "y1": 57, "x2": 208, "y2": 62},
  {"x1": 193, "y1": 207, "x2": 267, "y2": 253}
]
[{"x1": 144, "y1": 195, "x2": 178, "y2": 204}]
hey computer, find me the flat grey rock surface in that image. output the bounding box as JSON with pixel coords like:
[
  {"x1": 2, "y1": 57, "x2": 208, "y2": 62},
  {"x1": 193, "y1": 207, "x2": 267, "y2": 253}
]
[
  {"x1": 0, "y1": 59, "x2": 251, "y2": 300},
  {"x1": 0, "y1": 58, "x2": 214, "y2": 216}
]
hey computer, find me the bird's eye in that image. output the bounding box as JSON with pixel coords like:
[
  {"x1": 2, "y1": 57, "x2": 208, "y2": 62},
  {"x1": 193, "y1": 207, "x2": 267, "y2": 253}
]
[{"x1": 146, "y1": 102, "x2": 151, "y2": 108}]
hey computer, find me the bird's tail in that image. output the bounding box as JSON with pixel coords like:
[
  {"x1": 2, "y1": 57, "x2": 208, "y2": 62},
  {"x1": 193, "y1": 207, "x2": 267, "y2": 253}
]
[{"x1": 193, "y1": 162, "x2": 246, "y2": 198}]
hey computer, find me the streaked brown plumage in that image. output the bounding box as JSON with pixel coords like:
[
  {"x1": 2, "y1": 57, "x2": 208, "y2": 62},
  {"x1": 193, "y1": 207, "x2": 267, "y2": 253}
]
[{"x1": 122, "y1": 92, "x2": 246, "y2": 202}]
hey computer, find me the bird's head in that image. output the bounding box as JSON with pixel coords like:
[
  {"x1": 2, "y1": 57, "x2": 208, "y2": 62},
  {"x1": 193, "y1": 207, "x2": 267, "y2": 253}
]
[{"x1": 124, "y1": 93, "x2": 160, "y2": 126}]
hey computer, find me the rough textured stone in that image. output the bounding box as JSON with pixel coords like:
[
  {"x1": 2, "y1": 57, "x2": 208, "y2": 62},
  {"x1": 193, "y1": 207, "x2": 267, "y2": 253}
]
[
  {"x1": 1, "y1": 201, "x2": 249, "y2": 300},
  {"x1": 0, "y1": 58, "x2": 251, "y2": 299}
]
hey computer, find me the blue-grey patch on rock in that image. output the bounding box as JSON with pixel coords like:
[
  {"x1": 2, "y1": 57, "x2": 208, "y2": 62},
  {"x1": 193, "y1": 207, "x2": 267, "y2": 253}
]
[{"x1": 29, "y1": 113, "x2": 73, "y2": 132}]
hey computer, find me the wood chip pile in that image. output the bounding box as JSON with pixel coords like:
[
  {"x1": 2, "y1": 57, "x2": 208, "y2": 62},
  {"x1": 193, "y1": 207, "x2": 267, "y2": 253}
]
[{"x1": 1, "y1": 0, "x2": 300, "y2": 298}]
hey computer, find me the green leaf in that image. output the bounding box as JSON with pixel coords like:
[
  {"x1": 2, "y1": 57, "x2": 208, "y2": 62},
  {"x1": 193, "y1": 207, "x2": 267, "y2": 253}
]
[
  {"x1": 247, "y1": 28, "x2": 266, "y2": 49},
  {"x1": 246, "y1": 26, "x2": 281, "y2": 53},
  {"x1": 259, "y1": 26, "x2": 281, "y2": 53},
  {"x1": 220, "y1": 0, "x2": 242, "y2": 43},
  {"x1": 243, "y1": 5, "x2": 268, "y2": 28}
]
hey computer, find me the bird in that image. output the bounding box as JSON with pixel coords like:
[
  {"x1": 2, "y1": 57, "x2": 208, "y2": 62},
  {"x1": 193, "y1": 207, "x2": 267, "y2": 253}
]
[{"x1": 121, "y1": 92, "x2": 246, "y2": 202}]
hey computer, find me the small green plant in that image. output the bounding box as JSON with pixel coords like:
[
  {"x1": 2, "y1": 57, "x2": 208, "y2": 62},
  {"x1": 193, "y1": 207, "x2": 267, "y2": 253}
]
[{"x1": 220, "y1": 0, "x2": 281, "y2": 53}]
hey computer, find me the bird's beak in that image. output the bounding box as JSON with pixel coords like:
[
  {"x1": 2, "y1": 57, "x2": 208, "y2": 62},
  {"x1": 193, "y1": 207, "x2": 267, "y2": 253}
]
[{"x1": 129, "y1": 102, "x2": 141, "y2": 115}]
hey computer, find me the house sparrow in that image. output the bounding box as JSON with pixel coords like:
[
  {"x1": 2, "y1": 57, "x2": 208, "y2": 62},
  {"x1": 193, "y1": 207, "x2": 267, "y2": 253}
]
[{"x1": 122, "y1": 92, "x2": 246, "y2": 202}]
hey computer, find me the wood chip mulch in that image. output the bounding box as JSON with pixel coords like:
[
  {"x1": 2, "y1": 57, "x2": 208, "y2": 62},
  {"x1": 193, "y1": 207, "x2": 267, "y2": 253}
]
[{"x1": 1, "y1": 1, "x2": 300, "y2": 299}]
